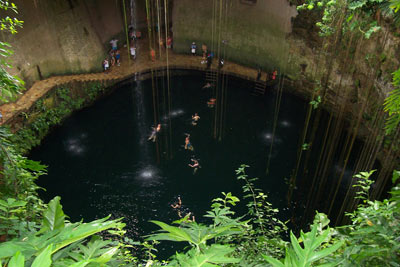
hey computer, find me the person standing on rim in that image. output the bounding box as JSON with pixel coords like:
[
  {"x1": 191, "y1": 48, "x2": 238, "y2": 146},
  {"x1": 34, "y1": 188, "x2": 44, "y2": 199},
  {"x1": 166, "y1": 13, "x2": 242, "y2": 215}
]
[
  {"x1": 110, "y1": 38, "x2": 118, "y2": 51},
  {"x1": 191, "y1": 42, "x2": 197, "y2": 56}
]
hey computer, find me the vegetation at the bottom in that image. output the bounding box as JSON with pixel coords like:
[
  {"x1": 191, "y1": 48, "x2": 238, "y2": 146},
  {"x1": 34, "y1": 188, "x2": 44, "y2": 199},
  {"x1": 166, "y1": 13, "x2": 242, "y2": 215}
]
[{"x1": 0, "y1": 132, "x2": 399, "y2": 267}]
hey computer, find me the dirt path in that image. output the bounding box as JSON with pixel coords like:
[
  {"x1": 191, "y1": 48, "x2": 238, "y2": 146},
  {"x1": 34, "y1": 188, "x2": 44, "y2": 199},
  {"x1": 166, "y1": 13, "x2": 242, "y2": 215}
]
[{"x1": 0, "y1": 40, "x2": 265, "y2": 126}]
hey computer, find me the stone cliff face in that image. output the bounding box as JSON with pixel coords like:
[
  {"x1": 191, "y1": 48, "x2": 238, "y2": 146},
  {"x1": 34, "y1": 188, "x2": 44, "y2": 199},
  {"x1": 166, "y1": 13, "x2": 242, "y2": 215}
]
[
  {"x1": 4, "y1": 0, "x2": 399, "y2": 104},
  {"x1": 4, "y1": 0, "x2": 127, "y2": 88},
  {"x1": 172, "y1": 0, "x2": 298, "y2": 74}
]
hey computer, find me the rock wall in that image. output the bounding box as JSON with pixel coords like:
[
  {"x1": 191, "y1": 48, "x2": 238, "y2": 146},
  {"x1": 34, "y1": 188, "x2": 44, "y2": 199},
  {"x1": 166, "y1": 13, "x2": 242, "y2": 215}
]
[
  {"x1": 3, "y1": 0, "x2": 147, "y2": 88},
  {"x1": 171, "y1": 0, "x2": 297, "y2": 73}
]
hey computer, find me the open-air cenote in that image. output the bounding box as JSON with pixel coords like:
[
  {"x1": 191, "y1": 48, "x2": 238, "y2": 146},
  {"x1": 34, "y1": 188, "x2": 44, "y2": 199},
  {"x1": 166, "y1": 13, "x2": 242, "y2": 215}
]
[
  {"x1": 28, "y1": 71, "x2": 364, "y2": 237},
  {"x1": 0, "y1": 0, "x2": 399, "y2": 266}
]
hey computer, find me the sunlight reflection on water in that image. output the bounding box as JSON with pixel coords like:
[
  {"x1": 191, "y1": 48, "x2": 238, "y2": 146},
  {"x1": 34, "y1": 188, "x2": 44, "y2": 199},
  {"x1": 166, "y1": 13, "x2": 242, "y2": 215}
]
[
  {"x1": 64, "y1": 133, "x2": 87, "y2": 156},
  {"x1": 162, "y1": 109, "x2": 185, "y2": 120}
]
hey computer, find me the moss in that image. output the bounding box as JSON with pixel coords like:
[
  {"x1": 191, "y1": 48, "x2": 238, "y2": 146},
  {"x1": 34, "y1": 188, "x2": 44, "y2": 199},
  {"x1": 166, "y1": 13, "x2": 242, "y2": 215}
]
[{"x1": 11, "y1": 82, "x2": 107, "y2": 153}]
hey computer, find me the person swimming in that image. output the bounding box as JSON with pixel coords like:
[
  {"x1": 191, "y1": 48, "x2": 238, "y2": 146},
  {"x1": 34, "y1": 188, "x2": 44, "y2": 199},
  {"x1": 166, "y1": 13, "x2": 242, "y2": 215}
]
[
  {"x1": 207, "y1": 98, "x2": 216, "y2": 108},
  {"x1": 171, "y1": 196, "x2": 182, "y2": 209},
  {"x1": 148, "y1": 124, "x2": 161, "y2": 142},
  {"x1": 188, "y1": 158, "x2": 200, "y2": 174},
  {"x1": 184, "y1": 134, "x2": 194, "y2": 151},
  {"x1": 202, "y1": 82, "x2": 213, "y2": 89},
  {"x1": 191, "y1": 113, "x2": 200, "y2": 126}
]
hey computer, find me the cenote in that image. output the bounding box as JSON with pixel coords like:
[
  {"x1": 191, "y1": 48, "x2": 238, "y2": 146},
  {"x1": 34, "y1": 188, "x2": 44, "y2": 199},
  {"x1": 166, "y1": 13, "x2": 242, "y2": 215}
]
[
  {"x1": 3, "y1": 0, "x2": 399, "y2": 264},
  {"x1": 29, "y1": 71, "x2": 362, "y2": 245}
]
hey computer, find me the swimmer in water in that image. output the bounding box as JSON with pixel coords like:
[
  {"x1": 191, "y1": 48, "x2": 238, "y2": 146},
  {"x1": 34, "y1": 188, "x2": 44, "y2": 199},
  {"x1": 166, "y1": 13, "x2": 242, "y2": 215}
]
[
  {"x1": 202, "y1": 82, "x2": 213, "y2": 89},
  {"x1": 184, "y1": 134, "x2": 194, "y2": 151},
  {"x1": 148, "y1": 124, "x2": 161, "y2": 142},
  {"x1": 188, "y1": 158, "x2": 200, "y2": 174},
  {"x1": 191, "y1": 113, "x2": 200, "y2": 126},
  {"x1": 207, "y1": 98, "x2": 216, "y2": 108},
  {"x1": 171, "y1": 196, "x2": 182, "y2": 209}
]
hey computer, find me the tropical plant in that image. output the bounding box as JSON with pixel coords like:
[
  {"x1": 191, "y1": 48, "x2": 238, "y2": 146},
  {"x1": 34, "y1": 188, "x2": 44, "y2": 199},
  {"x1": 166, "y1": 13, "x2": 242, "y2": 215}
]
[
  {"x1": 384, "y1": 67, "x2": 400, "y2": 135},
  {"x1": 264, "y1": 213, "x2": 344, "y2": 267},
  {"x1": 297, "y1": 0, "x2": 392, "y2": 38},
  {"x1": 0, "y1": 1, "x2": 24, "y2": 103},
  {"x1": 0, "y1": 196, "x2": 129, "y2": 266},
  {"x1": 331, "y1": 170, "x2": 400, "y2": 266},
  {"x1": 234, "y1": 165, "x2": 288, "y2": 264},
  {"x1": 0, "y1": 1, "x2": 23, "y2": 34}
]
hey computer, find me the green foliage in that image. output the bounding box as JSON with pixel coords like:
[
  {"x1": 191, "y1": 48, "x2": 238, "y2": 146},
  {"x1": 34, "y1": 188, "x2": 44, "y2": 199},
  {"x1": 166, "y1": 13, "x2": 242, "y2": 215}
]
[
  {"x1": 147, "y1": 165, "x2": 289, "y2": 266},
  {"x1": 390, "y1": 0, "x2": 400, "y2": 12},
  {"x1": 0, "y1": 41, "x2": 24, "y2": 103},
  {"x1": 0, "y1": 127, "x2": 46, "y2": 227},
  {"x1": 204, "y1": 191, "x2": 240, "y2": 228},
  {"x1": 302, "y1": 143, "x2": 311, "y2": 151},
  {"x1": 352, "y1": 170, "x2": 375, "y2": 200},
  {"x1": 84, "y1": 83, "x2": 105, "y2": 101},
  {"x1": 383, "y1": 68, "x2": 400, "y2": 135},
  {"x1": 332, "y1": 170, "x2": 400, "y2": 266},
  {"x1": 148, "y1": 219, "x2": 242, "y2": 251},
  {"x1": 42, "y1": 196, "x2": 66, "y2": 232},
  {"x1": 310, "y1": 96, "x2": 321, "y2": 110},
  {"x1": 233, "y1": 165, "x2": 288, "y2": 265},
  {"x1": 0, "y1": 1, "x2": 24, "y2": 103},
  {"x1": 0, "y1": 198, "x2": 27, "y2": 238},
  {"x1": 11, "y1": 83, "x2": 104, "y2": 152},
  {"x1": 297, "y1": 0, "x2": 390, "y2": 38},
  {"x1": 170, "y1": 244, "x2": 240, "y2": 267},
  {"x1": 0, "y1": 196, "x2": 127, "y2": 266},
  {"x1": 0, "y1": 1, "x2": 23, "y2": 34},
  {"x1": 264, "y1": 215, "x2": 344, "y2": 267}
]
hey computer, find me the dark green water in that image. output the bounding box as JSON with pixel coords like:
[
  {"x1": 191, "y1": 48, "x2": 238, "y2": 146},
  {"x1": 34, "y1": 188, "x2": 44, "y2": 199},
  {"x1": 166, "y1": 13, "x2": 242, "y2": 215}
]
[{"x1": 29, "y1": 71, "x2": 359, "y2": 253}]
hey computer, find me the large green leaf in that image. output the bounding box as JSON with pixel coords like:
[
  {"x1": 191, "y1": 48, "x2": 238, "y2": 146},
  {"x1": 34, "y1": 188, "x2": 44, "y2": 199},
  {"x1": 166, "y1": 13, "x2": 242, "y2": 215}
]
[
  {"x1": 68, "y1": 260, "x2": 91, "y2": 267},
  {"x1": 148, "y1": 220, "x2": 194, "y2": 243},
  {"x1": 0, "y1": 241, "x2": 36, "y2": 259},
  {"x1": 42, "y1": 197, "x2": 65, "y2": 232},
  {"x1": 31, "y1": 244, "x2": 52, "y2": 267},
  {"x1": 8, "y1": 251, "x2": 24, "y2": 267},
  {"x1": 172, "y1": 244, "x2": 240, "y2": 266},
  {"x1": 0, "y1": 216, "x2": 123, "y2": 262},
  {"x1": 92, "y1": 246, "x2": 119, "y2": 264},
  {"x1": 51, "y1": 217, "x2": 124, "y2": 254},
  {"x1": 263, "y1": 254, "x2": 285, "y2": 267}
]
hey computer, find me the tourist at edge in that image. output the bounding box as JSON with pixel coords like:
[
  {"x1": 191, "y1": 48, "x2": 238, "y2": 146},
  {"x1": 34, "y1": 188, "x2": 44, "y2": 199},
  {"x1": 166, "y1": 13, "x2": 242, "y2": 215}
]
[
  {"x1": 130, "y1": 45, "x2": 136, "y2": 60},
  {"x1": 103, "y1": 58, "x2": 109, "y2": 72},
  {"x1": 256, "y1": 67, "x2": 262, "y2": 81},
  {"x1": 219, "y1": 58, "x2": 224, "y2": 69},
  {"x1": 191, "y1": 42, "x2": 197, "y2": 56},
  {"x1": 115, "y1": 50, "x2": 121, "y2": 66},
  {"x1": 110, "y1": 38, "x2": 118, "y2": 51},
  {"x1": 272, "y1": 70, "x2": 278, "y2": 80},
  {"x1": 166, "y1": 36, "x2": 172, "y2": 49}
]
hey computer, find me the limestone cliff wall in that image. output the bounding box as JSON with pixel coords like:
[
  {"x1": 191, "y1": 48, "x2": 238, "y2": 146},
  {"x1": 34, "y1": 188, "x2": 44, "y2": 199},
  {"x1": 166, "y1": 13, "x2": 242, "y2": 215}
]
[
  {"x1": 2, "y1": 0, "x2": 146, "y2": 88},
  {"x1": 171, "y1": 0, "x2": 297, "y2": 73}
]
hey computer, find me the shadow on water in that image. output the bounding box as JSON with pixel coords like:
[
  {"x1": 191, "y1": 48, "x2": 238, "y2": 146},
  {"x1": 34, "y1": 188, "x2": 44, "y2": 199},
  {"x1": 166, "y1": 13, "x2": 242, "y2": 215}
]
[{"x1": 29, "y1": 71, "x2": 362, "y2": 258}]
